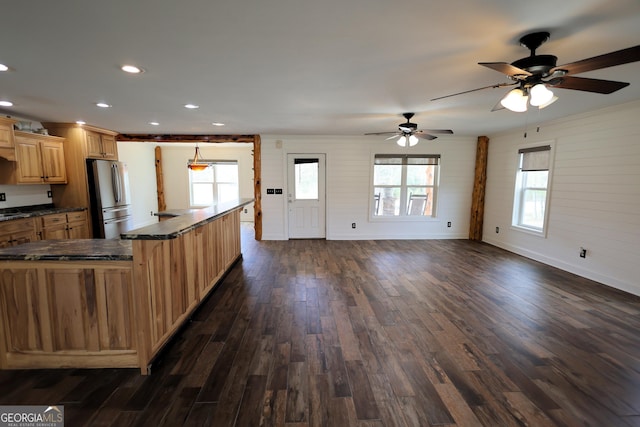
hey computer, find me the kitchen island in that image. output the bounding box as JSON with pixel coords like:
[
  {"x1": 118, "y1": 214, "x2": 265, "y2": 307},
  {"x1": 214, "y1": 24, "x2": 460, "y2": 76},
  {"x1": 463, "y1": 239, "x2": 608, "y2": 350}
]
[{"x1": 0, "y1": 198, "x2": 253, "y2": 374}]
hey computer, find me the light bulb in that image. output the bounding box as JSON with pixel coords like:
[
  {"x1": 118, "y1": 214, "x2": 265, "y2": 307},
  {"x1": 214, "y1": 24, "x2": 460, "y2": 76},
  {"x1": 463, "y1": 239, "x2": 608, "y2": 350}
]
[
  {"x1": 529, "y1": 84, "x2": 554, "y2": 107},
  {"x1": 397, "y1": 136, "x2": 408, "y2": 147},
  {"x1": 500, "y1": 88, "x2": 528, "y2": 112},
  {"x1": 408, "y1": 135, "x2": 419, "y2": 146}
]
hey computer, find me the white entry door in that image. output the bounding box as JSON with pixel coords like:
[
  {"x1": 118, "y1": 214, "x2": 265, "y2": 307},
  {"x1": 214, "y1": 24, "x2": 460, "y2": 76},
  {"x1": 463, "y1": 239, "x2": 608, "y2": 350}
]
[{"x1": 287, "y1": 154, "x2": 326, "y2": 239}]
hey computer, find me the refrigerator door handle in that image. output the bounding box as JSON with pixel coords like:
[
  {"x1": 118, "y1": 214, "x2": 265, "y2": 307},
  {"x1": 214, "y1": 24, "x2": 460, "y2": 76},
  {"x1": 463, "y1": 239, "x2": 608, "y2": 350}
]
[
  {"x1": 104, "y1": 216, "x2": 131, "y2": 225},
  {"x1": 111, "y1": 164, "x2": 121, "y2": 203}
]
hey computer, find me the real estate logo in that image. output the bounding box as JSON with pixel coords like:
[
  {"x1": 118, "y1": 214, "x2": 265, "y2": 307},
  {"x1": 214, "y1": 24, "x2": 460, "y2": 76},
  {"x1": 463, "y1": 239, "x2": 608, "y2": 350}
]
[{"x1": 0, "y1": 405, "x2": 64, "y2": 427}]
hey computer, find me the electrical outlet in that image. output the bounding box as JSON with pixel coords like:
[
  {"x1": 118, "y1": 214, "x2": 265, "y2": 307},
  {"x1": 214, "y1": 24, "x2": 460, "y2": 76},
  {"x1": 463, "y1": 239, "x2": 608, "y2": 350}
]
[
  {"x1": 447, "y1": 221, "x2": 452, "y2": 228},
  {"x1": 495, "y1": 226, "x2": 500, "y2": 233},
  {"x1": 0, "y1": 193, "x2": 5, "y2": 202},
  {"x1": 352, "y1": 223, "x2": 356, "y2": 229},
  {"x1": 47, "y1": 190, "x2": 52, "y2": 198},
  {"x1": 580, "y1": 247, "x2": 587, "y2": 258}
]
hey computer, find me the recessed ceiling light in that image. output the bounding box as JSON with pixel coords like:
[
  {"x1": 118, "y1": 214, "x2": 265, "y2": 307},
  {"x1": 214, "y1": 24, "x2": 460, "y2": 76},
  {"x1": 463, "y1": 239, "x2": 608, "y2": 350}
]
[
  {"x1": 96, "y1": 102, "x2": 111, "y2": 108},
  {"x1": 121, "y1": 65, "x2": 144, "y2": 74},
  {"x1": 76, "y1": 120, "x2": 86, "y2": 125},
  {"x1": 149, "y1": 121, "x2": 159, "y2": 126},
  {"x1": 212, "y1": 122, "x2": 225, "y2": 126},
  {"x1": 0, "y1": 100, "x2": 13, "y2": 107},
  {"x1": 0, "y1": 64, "x2": 8, "y2": 72},
  {"x1": 184, "y1": 104, "x2": 199, "y2": 109}
]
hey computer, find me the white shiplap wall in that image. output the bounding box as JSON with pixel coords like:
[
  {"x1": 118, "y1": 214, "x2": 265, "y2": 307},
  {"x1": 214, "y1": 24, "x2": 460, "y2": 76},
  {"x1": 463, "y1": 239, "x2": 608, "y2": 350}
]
[
  {"x1": 483, "y1": 99, "x2": 640, "y2": 296},
  {"x1": 260, "y1": 134, "x2": 477, "y2": 240}
]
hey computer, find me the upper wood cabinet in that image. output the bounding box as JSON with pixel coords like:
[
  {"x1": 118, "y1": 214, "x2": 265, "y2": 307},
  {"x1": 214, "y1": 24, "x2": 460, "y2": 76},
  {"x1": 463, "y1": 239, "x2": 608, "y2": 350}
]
[
  {"x1": 14, "y1": 132, "x2": 67, "y2": 184},
  {"x1": 86, "y1": 130, "x2": 118, "y2": 159},
  {"x1": 0, "y1": 117, "x2": 17, "y2": 149}
]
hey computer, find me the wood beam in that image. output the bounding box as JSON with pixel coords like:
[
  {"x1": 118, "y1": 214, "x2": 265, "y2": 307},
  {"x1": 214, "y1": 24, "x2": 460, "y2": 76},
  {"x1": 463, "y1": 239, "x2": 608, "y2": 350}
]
[
  {"x1": 253, "y1": 135, "x2": 262, "y2": 240},
  {"x1": 116, "y1": 134, "x2": 256, "y2": 143},
  {"x1": 469, "y1": 135, "x2": 489, "y2": 241}
]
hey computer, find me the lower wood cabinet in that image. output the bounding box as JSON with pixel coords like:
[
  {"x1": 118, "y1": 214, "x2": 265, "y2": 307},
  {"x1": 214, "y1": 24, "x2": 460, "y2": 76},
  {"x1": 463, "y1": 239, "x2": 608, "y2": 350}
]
[
  {"x1": 37, "y1": 210, "x2": 89, "y2": 240},
  {"x1": 0, "y1": 261, "x2": 137, "y2": 369},
  {"x1": 0, "y1": 218, "x2": 37, "y2": 248}
]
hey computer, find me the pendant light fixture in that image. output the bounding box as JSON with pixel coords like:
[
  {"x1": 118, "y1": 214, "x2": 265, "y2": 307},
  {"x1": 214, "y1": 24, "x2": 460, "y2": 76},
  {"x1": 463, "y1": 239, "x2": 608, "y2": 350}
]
[{"x1": 187, "y1": 144, "x2": 209, "y2": 171}]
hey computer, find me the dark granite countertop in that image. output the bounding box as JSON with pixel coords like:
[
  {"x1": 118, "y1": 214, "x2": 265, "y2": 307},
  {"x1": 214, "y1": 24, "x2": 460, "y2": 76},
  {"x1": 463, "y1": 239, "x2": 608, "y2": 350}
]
[
  {"x1": 0, "y1": 204, "x2": 86, "y2": 222},
  {"x1": 0, "y1": 239, "x2": 132, "y2": 261},
  {"x1": 122, "y1": 198, "x2": 254, "y2": 240},
  {"x1": 153, "y1": 209, "x2": 200, "y2": 218}
]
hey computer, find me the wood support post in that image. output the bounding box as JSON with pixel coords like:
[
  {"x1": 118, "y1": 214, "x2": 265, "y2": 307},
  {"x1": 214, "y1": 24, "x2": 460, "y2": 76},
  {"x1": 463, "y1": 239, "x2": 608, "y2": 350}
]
[
  {"x1": 469, "y1": 135, "x2": 489, "y2": 241},
  {"x1": 155, "y1": 146, "x2": 166, "y2": 212},
  {"x1": 253, "y1": 135, "x2": 262, "y2": 240}
]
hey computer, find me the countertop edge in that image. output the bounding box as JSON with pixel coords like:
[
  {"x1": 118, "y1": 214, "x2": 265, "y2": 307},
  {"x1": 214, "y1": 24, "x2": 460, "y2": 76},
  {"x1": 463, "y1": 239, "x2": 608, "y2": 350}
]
[{"x1": 120, "y1": 198, "x2": 254, "y2": 240}]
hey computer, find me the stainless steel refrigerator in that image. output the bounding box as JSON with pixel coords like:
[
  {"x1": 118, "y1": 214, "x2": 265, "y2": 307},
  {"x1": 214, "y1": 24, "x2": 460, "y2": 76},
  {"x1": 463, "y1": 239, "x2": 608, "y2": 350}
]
[{"x1": 87, "y1": 159, "x2": 133, "y2": 239}]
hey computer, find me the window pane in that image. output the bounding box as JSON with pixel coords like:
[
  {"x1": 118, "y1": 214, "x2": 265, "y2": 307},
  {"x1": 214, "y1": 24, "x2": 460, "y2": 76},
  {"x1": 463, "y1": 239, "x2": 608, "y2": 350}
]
[
  {"x1": 406, "y1": 188, "x2": 432, "y2": 216},
  {"x1": 295, "y1": 162, "x2": 318, "y2": 200},
  {"x1": 216, "y1": 164, "x2": 239, "y2": 183},
  {"x1": 521, "y1": 189, "x2": 547, "y2": 229},
  {"x1": 523, "y1": 170, "x2": 548, "y2": 188},
  {"x1": 192, "y1": 183, "x2": 214, "y2": 206},
  {"x1": 217, "y1": 183, "x2": 239, "y2": 203},
  {"x1": 407, "y1": 164, "x2": 435, "y2": 186},
  {"x1": 190, "y1": 167, "x2": 213, "y2": 183},
  {"x1": 374, "y1": 187, "x2": 401, "y2": 216},
  {"x1": 374, "y1": 165, "x2": 402, "y2": 185}
]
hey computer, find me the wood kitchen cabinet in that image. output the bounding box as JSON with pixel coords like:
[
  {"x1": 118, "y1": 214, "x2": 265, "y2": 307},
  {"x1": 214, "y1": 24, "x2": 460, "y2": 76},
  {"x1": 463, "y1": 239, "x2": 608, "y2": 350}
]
[
  {"x1": 36, "y1": 210, "x2": 89, "y2": 240},
  {"x1": 86, "y1": 130, "x2": 118, "y2": 159},
  {"x1": 0, "y1": 218, "x2": 37, "y2": 248},
  {"x1": 14, "y1": 132, "x2": 67, "y2": 184},
  {"x1": 42, "y1": 123, "x2": 120, "y2": 236},
  {"x1": 0, "y1": 117, "x2": 16, "y2": 149}
]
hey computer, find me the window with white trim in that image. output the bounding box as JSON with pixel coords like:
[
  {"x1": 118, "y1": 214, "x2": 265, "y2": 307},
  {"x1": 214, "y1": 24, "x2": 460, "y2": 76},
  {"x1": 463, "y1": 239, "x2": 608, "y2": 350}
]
[
  {"x1": 188, "y1": 160, "x2": 239, "y2": 207},
  {"x1": 372, "y1": 154, "x2": 439, "y2": 217},
  {"x1": 512, "y1": 145, "x2": 551, "y2": 233}
]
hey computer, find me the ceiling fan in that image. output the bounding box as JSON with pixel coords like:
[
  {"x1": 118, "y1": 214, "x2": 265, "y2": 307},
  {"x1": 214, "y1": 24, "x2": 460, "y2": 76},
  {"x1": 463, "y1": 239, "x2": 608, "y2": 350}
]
[
  {"x1": 364, "y1": 112, "x2": 453, "y2": 146},
  {"x1": 431, "y1": 32, "x2": 640, "y2": 112}
]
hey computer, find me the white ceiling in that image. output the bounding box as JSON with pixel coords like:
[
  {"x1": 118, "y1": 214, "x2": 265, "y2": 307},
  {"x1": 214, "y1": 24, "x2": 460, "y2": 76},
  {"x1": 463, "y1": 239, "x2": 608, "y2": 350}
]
[{"x1": 1, "y1": 0, "x2": 639, "y2": 138}]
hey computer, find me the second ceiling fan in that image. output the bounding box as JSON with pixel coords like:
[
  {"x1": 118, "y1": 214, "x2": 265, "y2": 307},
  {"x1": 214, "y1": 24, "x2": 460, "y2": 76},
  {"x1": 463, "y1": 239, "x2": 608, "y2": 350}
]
[
  {"x1": 432, "y1": 32, "x2": 640, "y2": 112},
  {"x1": 364, "y1": 113, "x2": 453, "y2": 147}
]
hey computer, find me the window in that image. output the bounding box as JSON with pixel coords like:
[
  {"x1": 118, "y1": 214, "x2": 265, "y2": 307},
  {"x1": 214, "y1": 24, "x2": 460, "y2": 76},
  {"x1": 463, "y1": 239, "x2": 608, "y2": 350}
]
[
  {"x1": 372, "y1": 154, "x2": 439, "y2": 217},
  {"x1": 294, "y1": 158, "x2": 319, "y2": 200},
  {"x1": 512, "y1": 145, "x2": 551, "y2": 233},
  {"x1": 188, "y1": 160, "x2": 239, "y2": 207}
]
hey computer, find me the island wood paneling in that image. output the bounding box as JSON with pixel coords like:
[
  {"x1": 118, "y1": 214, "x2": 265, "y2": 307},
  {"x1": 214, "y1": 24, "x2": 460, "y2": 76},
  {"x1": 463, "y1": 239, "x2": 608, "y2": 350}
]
[{"x1": 0, "y1": 207, "x2": 243, "y2": 374}]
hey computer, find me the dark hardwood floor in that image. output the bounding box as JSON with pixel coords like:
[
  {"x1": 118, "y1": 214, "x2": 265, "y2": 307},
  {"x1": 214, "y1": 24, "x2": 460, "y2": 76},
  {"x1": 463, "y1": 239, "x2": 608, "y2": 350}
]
[{"x1": 2, "y1": 223, "x2": 640, "y2": 426}]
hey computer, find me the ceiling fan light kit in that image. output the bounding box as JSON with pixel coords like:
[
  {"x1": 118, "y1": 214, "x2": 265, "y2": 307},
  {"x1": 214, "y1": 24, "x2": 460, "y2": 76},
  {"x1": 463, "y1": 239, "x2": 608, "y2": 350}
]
[
  {"x1": 430, "y1": 31, "x2": 640, "y2": 113},
  {"x1": 365, "y1": 112, "x2": 454, "y2": 146}
]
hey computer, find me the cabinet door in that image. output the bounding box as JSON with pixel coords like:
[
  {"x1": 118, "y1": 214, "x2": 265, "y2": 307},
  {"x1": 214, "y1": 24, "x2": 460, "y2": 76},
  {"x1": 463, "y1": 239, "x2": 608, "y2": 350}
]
[
  {"x1": 66, "y1": 221, "x2": 89, "y2": 239},
  {"x1": 15, "y1": 137, "x2": 44, "y2": 183},
  {"x1": 100, "y1": 134, "x2": 118, "y2": 159},
  {"x1": 85, "y1": 130, "x2": 104, "y2": 158},
  {"x1": 40, "y1": 140, "x2": 67, "y2": 183},
  {"x1": 42, "y1": 223, "x2": 67, "y2": 240},
  {"x1": 0, "y1": 121, "x2": 15, "y2": 148},
  {"x1": 11, "y1": 230, "x2": 37, "y2": 245}
]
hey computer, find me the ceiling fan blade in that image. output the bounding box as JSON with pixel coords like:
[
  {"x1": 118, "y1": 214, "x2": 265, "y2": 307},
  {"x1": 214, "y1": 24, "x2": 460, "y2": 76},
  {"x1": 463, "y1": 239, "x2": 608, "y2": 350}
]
[
  {"x1": 551, "y1": 76, "x2": 630, "y2": 94},
  {"x1": 431, "y1": 82, "x2": 517, "y2": 101},
  {"x1": 364, "y1": 131, "x2": 399, "y2": 136},
  {"x1": 552, "y1": 45, "x2": 640, "y2": 76},
  {"x1": 418, "y1": 129, "x2": 453, "y2": 135},
  {"x1": 416, "y1": 133, "x2": 438, "y2": 141},
  {"x1": 479, "y1": 62, "x2": 531, "y2": 77},
  {"x1": 385, "y1": 134, "x2": 400, "y2": 140}
]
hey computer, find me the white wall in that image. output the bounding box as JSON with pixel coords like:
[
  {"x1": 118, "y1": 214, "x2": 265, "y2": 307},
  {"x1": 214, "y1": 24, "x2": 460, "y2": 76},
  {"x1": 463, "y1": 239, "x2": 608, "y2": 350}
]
[
  {"x1": 0, "y1": 184, "x2": 52, "y2": 209},
  {"x1": 483, "y1": 99, "x2": 640, "y2": 296},
  {"x1": 116, "y1": 142, "x2": 159, "y2": 229},
  {"x1": 260, "y1": 135, "x2": 477, "y2": 240},
  {"x1": 158, "y1": 143, "x2": 254, "y2": 222}
]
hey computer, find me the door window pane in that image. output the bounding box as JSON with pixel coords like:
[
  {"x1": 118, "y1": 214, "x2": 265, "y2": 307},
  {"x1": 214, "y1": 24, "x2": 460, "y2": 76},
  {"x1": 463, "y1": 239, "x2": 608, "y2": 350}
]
[{"x1": 294, "y1": 159, "x2": 319, "y2": 200}]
